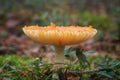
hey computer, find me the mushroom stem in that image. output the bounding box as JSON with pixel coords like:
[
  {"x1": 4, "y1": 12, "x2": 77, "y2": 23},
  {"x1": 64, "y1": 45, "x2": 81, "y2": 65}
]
[{"x1": 54, "y1": 46, "x2": 65, "y2": 63}]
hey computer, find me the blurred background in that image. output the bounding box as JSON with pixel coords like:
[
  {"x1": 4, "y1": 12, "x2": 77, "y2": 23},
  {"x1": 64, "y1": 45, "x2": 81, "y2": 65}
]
[{"x1": 0, "y1": 0, "x2": 120, "y2": 57}]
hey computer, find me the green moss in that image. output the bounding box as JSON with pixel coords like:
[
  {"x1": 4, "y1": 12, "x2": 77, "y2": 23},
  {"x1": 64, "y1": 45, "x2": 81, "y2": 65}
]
[{"x1": 0, "y1": 55, "x2": 119, "y2": 80}]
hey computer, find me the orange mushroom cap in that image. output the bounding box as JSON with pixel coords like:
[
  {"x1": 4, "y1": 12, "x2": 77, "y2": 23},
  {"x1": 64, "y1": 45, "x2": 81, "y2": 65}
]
[{"x1": 23, "y1": 23, "x2": 97, "y2": 46}]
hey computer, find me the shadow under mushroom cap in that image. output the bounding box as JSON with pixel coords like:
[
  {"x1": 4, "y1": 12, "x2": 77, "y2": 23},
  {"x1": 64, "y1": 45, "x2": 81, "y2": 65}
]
[{"x1": 23, "y1": 24, "x2": 97, "y2": 46}]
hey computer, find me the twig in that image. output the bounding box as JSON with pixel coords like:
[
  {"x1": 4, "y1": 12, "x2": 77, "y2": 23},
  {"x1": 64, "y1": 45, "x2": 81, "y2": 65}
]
[{"x1": 58, "y1": 69, "x2": 67, "y2": 80}]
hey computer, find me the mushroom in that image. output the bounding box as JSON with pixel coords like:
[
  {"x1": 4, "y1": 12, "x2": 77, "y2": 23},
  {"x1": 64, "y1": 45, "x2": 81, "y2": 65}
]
[{"x1": 23, "y1": 23, "x2": 97, "y2": 63}]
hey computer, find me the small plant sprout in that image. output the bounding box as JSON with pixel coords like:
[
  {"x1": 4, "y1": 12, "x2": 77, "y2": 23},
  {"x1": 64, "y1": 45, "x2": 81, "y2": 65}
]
[{"x1": 23, "y1": 23, "x2": 97, "y2": 64}]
